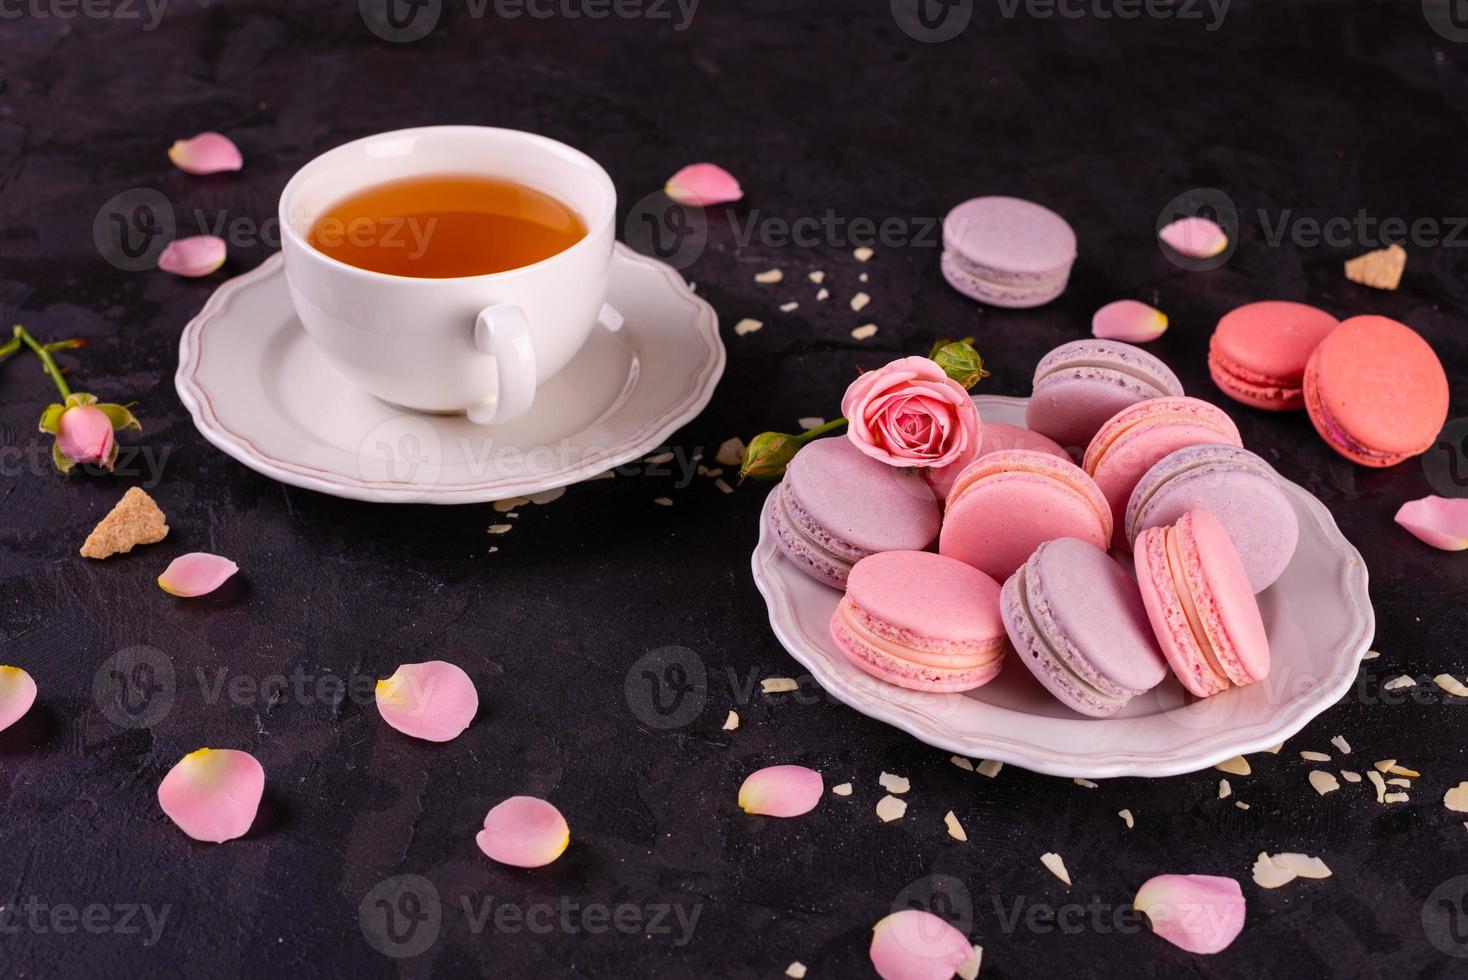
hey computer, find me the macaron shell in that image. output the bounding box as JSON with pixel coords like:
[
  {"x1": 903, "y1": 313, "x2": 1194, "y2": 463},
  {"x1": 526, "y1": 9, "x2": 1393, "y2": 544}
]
[
  {"x1": 766, "y1": 493, "x2": 851, "y2": 590},
  {"x1": 940, "y1": 450, "x2": 1111, "y2": 582},
  {"x1": 1208, "y1": 301, "x2": 1339, "y2": 411},
  {"x1": 1027, "y1": 340, "x2": 1184, "y2": 453},
  {"x1": 1304, "y1": 315, "x2": 1449, "y2": 466},
  {"x1": 1133, "y1": 524, "x2": 1229, "y2": 698},
  {"x1": 1175, "y1": 511, "x2": 1271, "y2": 687},
  {"x1": 1126, "y1": 444, "x2": 1298, "y2": 592},
  {"x1": 925, "y1": 421, "x2": 1068, "y2": 501},
  {"x1": 787, "y1": 437, "x2": 940, "y2": 552},
  {"x1": 943, "y1": 196, "x2": 1077, "y2": 276}
]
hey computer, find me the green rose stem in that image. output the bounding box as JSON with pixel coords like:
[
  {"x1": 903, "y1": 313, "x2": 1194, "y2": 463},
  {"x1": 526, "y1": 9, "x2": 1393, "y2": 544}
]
[
  {"x1": 13, "y1": 325, "x2": 74, "y2": 399},
  {"x1": 739, "y1": 417, "x2": 848, "y2": 482}
]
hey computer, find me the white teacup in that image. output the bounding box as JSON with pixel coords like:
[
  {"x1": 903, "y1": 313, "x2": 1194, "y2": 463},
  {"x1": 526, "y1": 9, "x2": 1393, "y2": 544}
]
[{"x1": 278, "y1": 126, "x2": 617, "y2": 425}]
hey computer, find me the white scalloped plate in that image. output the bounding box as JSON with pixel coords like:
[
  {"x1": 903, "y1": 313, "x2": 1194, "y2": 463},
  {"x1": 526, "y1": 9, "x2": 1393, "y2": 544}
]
[
  {"x1": 751, "y1": 395, "x2": 1374, "y2": 778},
  {"x1": 176, "y1": 245, "x2": 724, "y2": 504}
]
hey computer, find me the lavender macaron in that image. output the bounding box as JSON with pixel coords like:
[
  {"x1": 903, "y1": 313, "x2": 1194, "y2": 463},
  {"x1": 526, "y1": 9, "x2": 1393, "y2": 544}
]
[
  {"x1": 941, "y1": 196, "x2": 1077, "y2": 308},
  {"x1": 1001, "y1": 537, "x2": 1168, "y2": 717},
  {"x1": 767, "y1": 437, "x2": 940, "y2": 590},
  {"x1": 1125, "y1": 444, "x2": 1298, "y2": 592},
  {"x1": 1026, "y1": 339, "x2": 1184, "y2": 454}
]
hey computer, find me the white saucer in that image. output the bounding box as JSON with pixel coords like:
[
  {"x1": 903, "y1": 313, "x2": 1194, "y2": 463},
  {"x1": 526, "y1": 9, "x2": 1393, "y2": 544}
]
[
  {"x1": 176, "y1": 245, "x2": 724, "y2": 504},
  {"x1": 751, "y1": 395, "x2": 1374, "y2": 778}
]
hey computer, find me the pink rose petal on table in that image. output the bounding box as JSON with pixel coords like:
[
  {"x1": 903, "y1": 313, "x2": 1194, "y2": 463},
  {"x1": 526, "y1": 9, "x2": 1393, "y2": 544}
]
[
  {"x1": 738, "y1": 764, "x2": 823, "y2": 817},
  {"x1": 869, "y1": 909, "x2": 973, "y2": 980},
  {"x1": 1159, "y1": 217, "x2": 1228, "y2": 258},
  {"x1": 158, "y1": 235, "x2": 226, "y2": 277},
  {"x1": 1133, "y1": 874, "x2": 1246, "y2": 954},
  {"x1": 1395, "y1": 496, "x2": 1468, "y2": 551},
  {"x1": 157, "y1": 748, "x2": 264, "y2": 843},
  {"x1": 476, "y1": 796, "x2": 570, "y2": 868},
  {"x1": 375, "y1": 660, "x2": 477, "y2": 742},
  {"x1": 168, "y1": 132, "x2": 243, "y2": 175},
  {"x1": 158, "y1": 552, "x2": 239, "y2": 597},
  {"x1": 1093, "y1": 299, "x2": 1168, "y2": 343},
  {"x1": 664, "y1": 163, "x2": 743, "y2": 206},
  {"x1": 0, "y1": 666, "x2": 37, "y2": 733}
]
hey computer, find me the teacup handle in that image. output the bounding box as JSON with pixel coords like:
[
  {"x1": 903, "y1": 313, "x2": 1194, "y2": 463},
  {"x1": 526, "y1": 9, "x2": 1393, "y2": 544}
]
[{"x1": 468, "y1": 304, "x2": 536, "y2": 425}]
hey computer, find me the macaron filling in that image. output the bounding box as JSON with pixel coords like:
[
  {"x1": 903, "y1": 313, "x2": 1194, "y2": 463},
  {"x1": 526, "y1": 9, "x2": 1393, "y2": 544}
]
[
  {"x1": 1004, "y1": 563, "x2": 1131, "y2": 711},
  {"x1": 835, "y1": 599, "x2": 1004, "y2": 670},
  {"x1": 779, "y1": 479, "x2": 867, "y2": 565},
  {"x1": 1034, "y1": 356, "x2": 1177, "y2": 400},
  {"x1": 941, "y1": 250, "x2": 1069, "y2": 302},
  {"x1": 1165, "y1": 526, "x2": 1233, "y2": 688}
]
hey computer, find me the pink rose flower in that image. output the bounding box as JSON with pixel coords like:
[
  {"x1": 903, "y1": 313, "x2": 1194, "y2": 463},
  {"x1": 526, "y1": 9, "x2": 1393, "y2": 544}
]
[
  {"x1": 55, "y1": 403, "x2": 116, "y2": 467},
  {"x1": 841, "y1": 356, "x2": 981, "y2": 469}
]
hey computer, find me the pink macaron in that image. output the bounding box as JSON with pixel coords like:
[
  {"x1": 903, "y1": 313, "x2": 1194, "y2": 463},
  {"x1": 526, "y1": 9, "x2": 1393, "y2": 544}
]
[
  {"x1": 831, "y1": 551, "x2": 1006, "y2": 693},
  {"x1": 1026, "y1": 339, "x2": 1185, "y2": 455},
  {"x1": 1134, "y1": 510, "x2": 1271, "y2": 698},
  {"x1": 767, "y1": 436, "x2": 940, "y2": 590},
  {"x1": 1303, "y1": 315, "x2": 1449, "y2": 468},
  {"x1": 940, "y1": 196, "x2": 1077, "y2": 308},
  {"x1": 1208, "y1": 301, "x2": 1339, "y2": 411},
  {"x1": 923, "y1": 421, "x2": 1069, "y2": 502},
  {"x1": 939, "y1": 449, "x2": 1112, "y2": 582},
  {"x1": 1002, "y1": 537, "x2": 1168, "y2": 717},
  {"x1": 1083, "y1": 397, "x2": 1243, "y2": 548}
]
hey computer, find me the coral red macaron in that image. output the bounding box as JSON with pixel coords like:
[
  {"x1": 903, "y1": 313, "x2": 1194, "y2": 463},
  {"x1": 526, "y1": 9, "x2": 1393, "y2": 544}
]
[
  {"x1": 1133, "y1": 510, "x2": 1270, "y2": 698},
  {"x1": 831, "y1": 551, "x2": 1006, "y2": 693},
  {"x1": 1209, "y1": 301, "x2": 1339, "y2": 411},
  {"x1": 1304, "y1": 315, "x2": 1449, "y2": 467}
]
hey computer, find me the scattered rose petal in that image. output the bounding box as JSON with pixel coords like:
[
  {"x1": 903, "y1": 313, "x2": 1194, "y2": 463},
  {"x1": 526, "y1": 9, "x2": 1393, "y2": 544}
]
[
  {"x1": 1092, "y1": 299, "x2": 1168, "y2": 343},
  {"x1": 786, "y1": 963, "x2": 807, "y2": 979},
  {"x1": 739, "y1": 765, "x2": 823, "y2": 818},
  {"x1": 869, "y1": 909, "x2": 970, "y2": 980},
  {"x1": 1133, "y1": 874, "x2": 1246, "y2": 954},
  {"x1": 1218, "y1": 779, "x2": 1231, "y2": 799},
  {"x1": 734, "y1": 318, "x2": 764, "y2": 336},
  {"x1": 1300, "y1": 750, "x2": 1331, "y2": 762},
  {"x1": 1395, "y1": 496, "x2": 1468, "y2": 551},
  {"x1": 168, "y1": 132, "x2": 243, "y2": 175},
  {"x1": 722, "y1": 710, "x2": 740, "y2": 731},
  {"x1": 1344, "y1": 243, "x2": 1406, "y2": 290},
  {"x1": 715, "y1": 437, "x2": 746, "y2": 467},
  {"x1": 950, "y1": 756, "x2": 974, "y2": 772},
  {"x1": 762, "y1": 677, "x2": 799, "y2": 694},
  {"x1": 754, "y1": 268, "x2": 784, "y2": 284},
  {"x1": 944, "y1": 810, "x2": 967, "y2": 842},
  {"x1": 975, "y1": 759, "x2": 1002, "y2": 778},
  {"x1": 1309, "y1": 771, "x2": 1340, "y2": 796},
  {"x1": 851, "y1": 323, "x2": 879, "y2": 340},
  {"x1": 851, "y1": 291, "x2": 871, "y2": 312},
  {"x1": 1435, "y1": 675, "x2": 1468, "y2": 697},
  {"x1": 1159, "y1": 216, "x2": 1228, "y2": 258},
  {"x1": 1384, "y1": 675, "x2": 1416, "y2": 690},
  {"x1": 879, "y1": 772, "x2": 910, "y2": 794},
  {"x1": 1331, "y1": 735, "x2": 1351, "y2": 754},
  {"x1": 832, "y1": 782, "x2": 853, "y2": 796},
  {"x1": 1041, "y1": 852, "x2": 1071, "y2": 886},
  {"x1": 854, "y1": 247, "x2": 874, "y2": 262},
  {"x1": 1215, "y1": 756, "x2": 1251, "y2": 776},
  {"x1": 876, "y1": 794, "x2": 907, "y2": 822},
  {"x1": 0, "y1": 666, "x2": 37, "y2": 733},
  {"x1": 1119, "y1": 809, "x2": 1134, "y2": 829},
  {"x1": 664, "y1": 163, "x2": 743, "y2": 206},
  {"x1": 476, "y1": 796, "x2": 569, "y2": 867},
  {"x1": 375, "y1": 661, "x2": 477, "y2": 742},
  {"x1": 157, "y1": 748, "x2": 264, "y2": 843},
  {"x1": 157, "y1": 552, "x2": 238, "y2": 597},
  {"x1": 158, "y1": 235, "x2": 226, "y2": 277},
  {"x1": 1444, "y1": 783, "x2": 1468, "y2": 813}
]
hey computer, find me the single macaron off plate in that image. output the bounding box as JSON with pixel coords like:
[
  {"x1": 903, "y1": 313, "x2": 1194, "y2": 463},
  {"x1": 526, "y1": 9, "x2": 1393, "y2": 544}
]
[
  {"x1": 1026, "y1": 339, "x2": 1185, "y2": 455},
  {"x1": 1134, "y1": 510, "x2": 1271, "y2": 698},
  {"x1": 831, "y1": 550, "x2": 1006, "y2": 693},
  {"x1": 1126, "y1": 444, "x2": 1298, "y2": 592},
  {"x1": 1002, "y1": 537, "x2": 1168, "y2": 717},
  {"x1": 1083, "y1": 396, "x2": 1242, "y2": 548},
  {"x1": 939, "y1": 449, "x2": 1112, "y2": 583},
  {"x1": 1303, "y1": 314, "x2": 1449, "y2": 467},
  {"x1": 1208, "y1": 301, "x2": 1339, "y2": 411},
  {"x1": 940, "y1": 196, "x2": 1077, "y2": 308},
  {"x1": 767, "y1": 436, "x2": 940, "y2": 590}
]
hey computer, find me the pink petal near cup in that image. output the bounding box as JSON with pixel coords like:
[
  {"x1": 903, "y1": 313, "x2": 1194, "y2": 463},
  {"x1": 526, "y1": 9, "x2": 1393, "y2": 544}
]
[
  {"x1": 0, "y1": 666, "x2": 38, "y2": 733},
  {"x1": 738, "y1": 764, "x2": 823, "y2": 817},
  {"x1": 157, "y1": 748, "x2": 265, "y2": 843},
  {"x1": 664, "y1": 162, "x2": 743, "y2": 206},
  {"x1": 168, "y1": 132, "x2": 244, "y2": 175},
  {"x1": 1133, "y1": 873, "x2": 1246, "y2": 954},
  {"x1": 1158, "y1": 217, "x2": 1228, "y2": 259},
  {"x1": 870, "y1": 909, "x2": 976, "y2": 980},
  {"x1": 158, "y1": 235, "x2": 227, "y2": 277},
  {"x1": 375, "y1": 661, "x2": 478, "y2": 742},
  {"x1": 1092, "y1": 299, "x2": 1168, "y2": 343},
  {"x1": 1395, "y1": 496, "x2": 1468, "y2": 551},
  {"x1": 476, "y1": 796, "x2": 570, "y2": 868},
  {"x1": 158, "y1": 552, "x2": 239, "y2": 597}
]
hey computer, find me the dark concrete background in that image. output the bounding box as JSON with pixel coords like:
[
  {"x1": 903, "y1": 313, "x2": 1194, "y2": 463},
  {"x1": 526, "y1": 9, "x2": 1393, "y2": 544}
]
[{"x1": 3, "y1": 1, "x2": 1468, "y2": 976}]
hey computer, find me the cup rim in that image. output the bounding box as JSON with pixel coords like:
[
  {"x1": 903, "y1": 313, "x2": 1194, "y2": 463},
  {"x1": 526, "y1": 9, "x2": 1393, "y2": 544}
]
[{"x1": 277, "y1": 125, "x2": 616, "y2": 285}]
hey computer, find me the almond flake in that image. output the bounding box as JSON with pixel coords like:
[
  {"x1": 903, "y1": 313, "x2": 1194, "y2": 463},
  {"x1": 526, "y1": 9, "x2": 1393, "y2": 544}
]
[
  {"x1": 1340, "y1": 771, "x2": 1362, "y2": 783},
  {"x1": 1262, "y1": 743, "x2": 1284, "y2": 754},
  {"x1": 1235, "y1": 801, "x2": 1250, "y2": 810},
  {"x1": 1330, "y1": 735, "x2": 1351, "y2": 755},
  {"x1": 808, "y1": 271, "x2": 825, "y2": 284},
  {"x1": 1344, "y1": 243, "x2": 1406, "y2": 290},
  {"x1": 786, "y1": 963, "x2": 807, "y2": 979},
  {"x1": 779, "y1": 301, "x2": 799, "y2": 313},
  {"x1": 1074, "y1": 778, "x2": 1098, "y2": 789},
  {"x1": 859, "y1": 272, "x2": 869, "y2": 283},
  {"x1": 853, "y1": 246, "x2": 874, "y2": 262},
  {"x1": 1362, "y1": 650, "x2": 1380, "y2": 660},
  {"x1": 878, "y1": 772, "x2": 910, "y2": 795},
  {"x1": 1040, "y1": 852, "x2": 1071, "y2": 886},
  {"x1": 798, "y1": 417, "x2": 826, "y2": 430},
  {"x1": 1434, "y1": 674, "x2": 1468, "y2": 697},
  {"x1": 589, "y1": 469, "x2": 615, "y2": 480},
  {"x1": 1300, "y1": 751, "x2": 1332, "y2": 762},
  {"x1": 644, "y1": 451, "x2": 674, "y2": 465},
  {"x1": 1383, "y1": 675, "x2": 1416, "y2": 690},
  {"x1": 754, "y1": 268, "x2": 783, "y2": 284},
  {"x1": 1384, "y1": 792, "x2": 1410, "y2": 804},
  {"x1": 1218, "y1": 779, "x2": 1232, "y2": 799},
  {"x1": 1309, "y1": 770, "x2": 1340, "y2": 796},
  {"x1": 975, "y1": 759, "x2": 1002, "y2": 778},
  {"x1": 487, "y1": 524, "x2": 513, "y2": 534},
  {"x1": 734, "y1": 318, "x2": 764, "y2": 336},
  {"x1": 832, "y1": 782, "x2": 853, "y2": 797},
  {"x1": 714, "y1": 479, "x2": 734, "y2": 495},
  {"x1": 652, "y1": 497, "x2": 673, "y2": 507},
  {"x1": 1252, "y1": 853, "x2": 1296, "y2": 889},
  {"x1": 1387, "y1": 778, "x2": 1412, "y2": 788},
  {"x1": 1367, "y1": 770, "x2": 1388, "y2": 803},
  {"x1": 876, "y1": 794, "x2": 907, "y2": 822},
  {"x1": 1272, "y1": 853, "x2": 1332, "y2": 879},
  {"x1": 944, "y1": 810, "x2": 967, "y2": 842},
  {"x1": 492, "y1": 496, "x2": 530, "y2": 512},
  {"x1": 851, "y1": 323, "x2": 878, "y2": 340},
  {"x1": 850, "y1": 291, "x2": 871, "y2": 312},
  {"x1": 1118, "y1": 809, "x2": 1134, "y2": 829},
  {"x1": 1443, "y1": 782, "x2": 1468, "y2": 812},
  {"x1": 815, "y1": 287, "x2": 830, "y2": 301},
  {"x1": 761, "y1": 677, "x2": 799, "y2": 694},
  {"x1": 715, "y1": 437, "x2": 745, "y2": 467},
  {"x1": 1387, "y1": 763, "x2": 1420, "y2": 778},
  {"x1": 1373, "y1": 759, "x2": 1397, "y2": 772},
  {"x1": 1215, "y1": 756, "x2": 1251, "y2": 776},
  {"x1": 950, "y1": 755, "x2": 974, "y2": 772},
  {"x1": 526, "y1": 487, "x2": 566, "y2": 504},
  {"x1": 722, "y1": 710, "x2": 739, "y2": 731}
]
